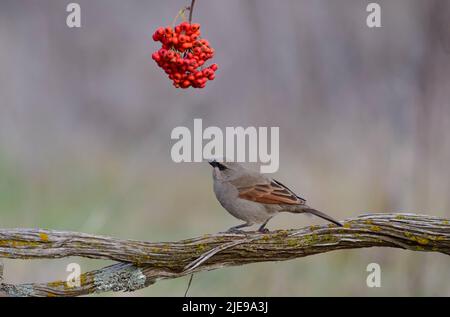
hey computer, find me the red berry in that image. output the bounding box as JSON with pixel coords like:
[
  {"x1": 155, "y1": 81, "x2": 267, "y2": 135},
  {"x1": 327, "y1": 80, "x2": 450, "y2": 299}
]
[
  {"x1": 151, "y1": 52, "x2": 160, "y2": 61},
  {"x1": 181, "y1": 80, "x2": 191, "y2": 88},
  {"x1": 179, "y1": 35, "x2": 187, "y2": 43},
  {"x1": 191, "y1": 23, "x2": 200, "y2": 32},
  {"x1": 182, "y1": 42, "x2": 193, "y2": 50},
  {"x1": 152, "y1": 21, "x2": 217, "y2": 89},
  {"x1": 180, "y1": 22, "x2": 190, "y2": 30},
  {"x1": 166, "y1": 51, "x2": 175, "y2": 59}
]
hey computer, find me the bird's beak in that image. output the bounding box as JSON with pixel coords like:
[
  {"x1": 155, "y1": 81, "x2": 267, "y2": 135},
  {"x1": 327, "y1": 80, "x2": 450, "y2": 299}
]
[{"x1": 208, "y1": 160, "x2": 218, "y2": 168}]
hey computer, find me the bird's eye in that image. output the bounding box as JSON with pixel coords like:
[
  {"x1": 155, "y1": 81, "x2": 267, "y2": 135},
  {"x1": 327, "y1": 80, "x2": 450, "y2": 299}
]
[{"x1": 216, "y1": 162, "x2": 227, "y2": 171}]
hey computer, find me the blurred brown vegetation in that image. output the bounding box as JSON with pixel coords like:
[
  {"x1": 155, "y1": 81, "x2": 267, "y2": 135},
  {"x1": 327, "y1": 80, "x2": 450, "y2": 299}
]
[{"x1": 0, "y1": 0, "x2": 449, "y2": 296}]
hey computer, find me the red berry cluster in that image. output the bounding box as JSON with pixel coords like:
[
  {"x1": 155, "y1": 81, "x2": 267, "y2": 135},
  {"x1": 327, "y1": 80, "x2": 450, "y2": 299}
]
[{"x1": 152, "y1": 22, "x2": 218, "y2": 89}]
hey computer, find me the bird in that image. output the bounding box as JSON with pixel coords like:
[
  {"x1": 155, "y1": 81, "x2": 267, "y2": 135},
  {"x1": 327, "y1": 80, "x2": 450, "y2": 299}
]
[{"x1": 208, "y1": 159, "x2": 343, "y2": 233}]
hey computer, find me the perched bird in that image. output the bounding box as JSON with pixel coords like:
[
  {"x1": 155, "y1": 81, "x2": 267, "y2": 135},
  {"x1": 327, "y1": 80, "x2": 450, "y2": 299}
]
[{"x1": 209, "y1": 160, "x2": 342, "y2": 233}]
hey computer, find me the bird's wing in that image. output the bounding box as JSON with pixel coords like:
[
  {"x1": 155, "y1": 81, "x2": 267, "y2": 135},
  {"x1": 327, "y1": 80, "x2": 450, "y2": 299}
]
[{"x1": 236, "y1": 178, "x2": 306, "y2": 205}]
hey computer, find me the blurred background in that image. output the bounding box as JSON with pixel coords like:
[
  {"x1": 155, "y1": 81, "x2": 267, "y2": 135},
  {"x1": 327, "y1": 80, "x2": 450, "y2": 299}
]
[{"x1": 1, "y1": 0, "x2": 450, "y2": 296}]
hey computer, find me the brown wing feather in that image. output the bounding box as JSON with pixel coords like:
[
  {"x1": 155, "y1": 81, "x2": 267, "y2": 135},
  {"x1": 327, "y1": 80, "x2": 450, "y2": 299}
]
[{"x1": 238, "y1": 180, "x2": 305, "y2": 205}]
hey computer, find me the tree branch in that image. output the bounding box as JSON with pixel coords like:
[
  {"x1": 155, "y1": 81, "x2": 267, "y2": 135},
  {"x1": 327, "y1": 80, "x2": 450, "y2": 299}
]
[
  {"x1": 188, "y1": 0, "x2": 196, "y2": 24},
  {"x1": 0, "y1": 213, "x2": 449, "y2": 296}
]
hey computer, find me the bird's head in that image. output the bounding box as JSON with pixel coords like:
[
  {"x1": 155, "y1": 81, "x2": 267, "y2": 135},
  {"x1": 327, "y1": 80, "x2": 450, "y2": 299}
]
[{"x1": 208, "y1": 159, "x2": 245, "y2": 181}]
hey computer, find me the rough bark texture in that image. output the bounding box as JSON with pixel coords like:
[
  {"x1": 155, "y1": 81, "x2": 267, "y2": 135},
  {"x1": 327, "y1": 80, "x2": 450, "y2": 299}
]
[{"x1": 0, "y1": 213, "x2": 449, "y2": 297}]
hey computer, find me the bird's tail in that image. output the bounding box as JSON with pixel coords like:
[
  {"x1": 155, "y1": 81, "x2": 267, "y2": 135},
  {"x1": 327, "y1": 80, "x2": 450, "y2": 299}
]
[{"x1": 302, "y1": 208, "x2": 343, "y2": 227}]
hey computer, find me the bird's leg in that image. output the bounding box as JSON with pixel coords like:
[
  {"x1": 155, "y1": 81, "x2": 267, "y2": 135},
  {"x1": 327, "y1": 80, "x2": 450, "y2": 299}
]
[
  {"x1": 226, "y1": 223, "x2": 251, "y2": 233},
  {"x1": 258, "y1": 218, "x2": 272, "y2": 233}
]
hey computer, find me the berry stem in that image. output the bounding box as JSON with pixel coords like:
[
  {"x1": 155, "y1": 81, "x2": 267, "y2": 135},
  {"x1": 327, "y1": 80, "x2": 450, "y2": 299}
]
[
  {"x1": 172, "y1": 8, "x2": 186, "y2": 27},
  {"x1": 188, "y1": 0, "x2": 196, "y2": 23}
]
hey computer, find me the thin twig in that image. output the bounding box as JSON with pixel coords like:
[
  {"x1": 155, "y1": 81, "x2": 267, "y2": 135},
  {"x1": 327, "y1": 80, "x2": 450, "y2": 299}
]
[
  {"x1": 0, "y1": 259, "x2": 4, "y2": 284},
  {"x1": 188, "y1": 0, "x2": 196, "y2": 23},
  {"x1": 184, "y1": 274, "x2": 194, "y2": 297}
]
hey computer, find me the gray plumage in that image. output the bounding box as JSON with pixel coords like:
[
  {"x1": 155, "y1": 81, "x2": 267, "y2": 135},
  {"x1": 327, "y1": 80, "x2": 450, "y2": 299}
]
[{"x1": 209, "y1": 160, "x2": 342, "y2": 232}]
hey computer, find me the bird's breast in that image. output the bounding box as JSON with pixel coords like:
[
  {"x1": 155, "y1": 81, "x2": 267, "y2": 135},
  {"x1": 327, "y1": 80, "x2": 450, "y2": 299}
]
[{"x1": 213, "y1": 180, "x2": 274, "y2": 224}]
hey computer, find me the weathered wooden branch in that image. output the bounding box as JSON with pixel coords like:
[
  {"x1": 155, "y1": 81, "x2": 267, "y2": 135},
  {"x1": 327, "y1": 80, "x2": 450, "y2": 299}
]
[{"x1": 0, "y1": 213, "x2": 449, "y2": 297}]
